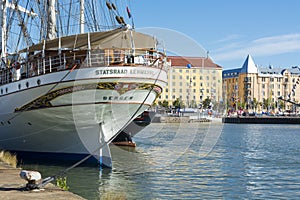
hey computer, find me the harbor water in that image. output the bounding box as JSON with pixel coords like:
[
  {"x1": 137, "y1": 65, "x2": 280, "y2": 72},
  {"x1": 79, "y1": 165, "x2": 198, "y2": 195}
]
[{"x1": 20, "y1": 122, "x2": 300, "y2": 199}]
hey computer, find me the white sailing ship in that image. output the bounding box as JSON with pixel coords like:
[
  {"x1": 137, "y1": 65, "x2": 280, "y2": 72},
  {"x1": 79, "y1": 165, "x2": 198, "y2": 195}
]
[{"x1": 0, "y1": 0, "x2": 168, "y2": 166}]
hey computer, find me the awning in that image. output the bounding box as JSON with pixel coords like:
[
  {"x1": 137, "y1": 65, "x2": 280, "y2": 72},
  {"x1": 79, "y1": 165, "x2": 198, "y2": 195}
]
[{"x1": 19, "y1": 28, "x2": 157, "y2": 53}]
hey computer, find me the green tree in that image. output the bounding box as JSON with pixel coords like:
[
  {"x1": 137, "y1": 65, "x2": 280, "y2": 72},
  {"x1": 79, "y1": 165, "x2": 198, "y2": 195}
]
[
  {"x1": 263, "y1": 98, "x2": 268, "y2": 111},
  {"x1": 159, "y1": 100, "x2": 169, "y2": 109},
  {"x1": 202, "y1": 97, "x2": 211, "y2": 109},
  {"x1": 279, "y1": 101, "x2": 285, "y2": 110},
  {"x1": 190, "y1": 100, "x2": 197, "y2": 108},
  {"x1": 252, "y1": 98, "x2": 258, "y2": 112},
  {"x1": 173, "y1": 98, "x2": 184, "y2": 109}
]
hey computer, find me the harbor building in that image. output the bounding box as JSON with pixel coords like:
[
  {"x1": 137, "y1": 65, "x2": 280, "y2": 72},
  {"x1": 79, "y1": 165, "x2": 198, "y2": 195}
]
[
  {"x1": 223, "y1": 54, "x2": 300, "y2": 113},
  {"x1": 157, "y1": 56, "x2": 223, "y2": 108}
]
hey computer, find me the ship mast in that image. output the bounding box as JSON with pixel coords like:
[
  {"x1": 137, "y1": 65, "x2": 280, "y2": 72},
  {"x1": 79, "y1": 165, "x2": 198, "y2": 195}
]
[
  {"x1": 47, "y1": 0, "x2": 56, "y2": 39},
  {"x1": 0, "y1": 0, "x2": 8, "y2": 59},
  {"x1": 80, "y1": 0, "x2": 84, "y2": 33}
]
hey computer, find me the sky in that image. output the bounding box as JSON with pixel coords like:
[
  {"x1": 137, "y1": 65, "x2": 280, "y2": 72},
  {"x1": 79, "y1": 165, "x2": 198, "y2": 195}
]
[{"x1": 128, "y1": 0, "x2": 300, "y2": 69}]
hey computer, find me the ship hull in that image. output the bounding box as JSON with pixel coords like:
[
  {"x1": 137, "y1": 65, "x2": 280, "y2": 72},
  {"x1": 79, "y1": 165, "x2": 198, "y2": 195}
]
[{"x1": 0, "y1": 66, "x2": 166, "y2": 162}]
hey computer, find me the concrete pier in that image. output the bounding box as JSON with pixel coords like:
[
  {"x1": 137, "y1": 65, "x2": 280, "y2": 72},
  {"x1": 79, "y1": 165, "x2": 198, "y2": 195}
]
[
  {"x1": 153, "y1": 116, "x2": 211, "y2": 123},
  {"x1": 0, "y1": 161, "x2": 84, "y2": 200},
  {"x1": 223, "y1": 116, "x2": 300, "y2": 124}
]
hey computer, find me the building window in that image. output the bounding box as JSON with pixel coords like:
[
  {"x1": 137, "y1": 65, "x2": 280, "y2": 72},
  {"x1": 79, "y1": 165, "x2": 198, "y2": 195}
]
[
  {"x1": 244, "y1": 77, "x2": 249, "y2": 82},
  {"x1": 179, "y1": 75, "x2": 182, "y2": 79},
  {"x1": 200, "y1": 76, "x2": 203, "y2": 80},
  {"x1": 285, "y1": 78, "x2": 288, "y2": 82},
  {"x1": 172, "y1": 75, "x2": 175, "y2": 79},
  {"x1": 173, "y1": 82, "x2": 176, "y2": 86},
  {"x1": 262, "y1": 77, "x2": 266, "y2": 82},
  {"x1": 180, "y1": 82, "x2": 182, "y2": 86},
  {"x1": 172, "y1": 95, "x2": 176, "y2": 99},
  {"x1": 193, "y1": 82, "x2": 196, "y2": 86},
  {"x1": 206, "y1": 76, "x2": 209, "y2": 80},
  {"x1": 277, "y1": 91, "x2": 280, "y2": 96},
  {"x1": 206, "y1": 89, "x2": 209, "y2": 93},
  {"x1": 278, "y1": 84, "x2": 280, "y2": 89},
  {"x1": 172, "y1": 89, "x2": 176, "y2": 92},
  {"x1": 186, "y1": 75, "x2": 189, "y2": 80},
  {"x1": 166, "y1": 95, "x2": 168, "y2": 99},
  {"x1": 179, "y1": 89, "x2": 182, "y2": 92},
  {"x1": 270, "y1": 78, "x2": 274, "y2": 82},
  {"x1": 179, "y1": 69, "x2": 182, "y2": 73},
  {"x1": 262, "y1": 84, "x2": 265, "y2": 89}
]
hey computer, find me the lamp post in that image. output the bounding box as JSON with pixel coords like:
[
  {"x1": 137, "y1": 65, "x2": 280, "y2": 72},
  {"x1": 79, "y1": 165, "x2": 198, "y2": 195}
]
[{"x1": 187, "y1": 63, "x2": 192, "y2": 108}]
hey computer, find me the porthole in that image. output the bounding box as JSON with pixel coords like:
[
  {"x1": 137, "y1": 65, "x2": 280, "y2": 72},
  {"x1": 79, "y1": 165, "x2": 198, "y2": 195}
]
[
  {"x1": 26, "y1": 82, "x2": 29, "y2": 88},
  {"x1": 18, "y1": 84, "x2": 21, "y2": 90},
  {"x1": 5, "y1": 88, "x2": 8, "y2": 93},
  {"x1": 1, "y1": 89, "x2": 3, "y2": 94},
  {"x1": 37, "y1": 79, "x2": 41, "y2": 85}
]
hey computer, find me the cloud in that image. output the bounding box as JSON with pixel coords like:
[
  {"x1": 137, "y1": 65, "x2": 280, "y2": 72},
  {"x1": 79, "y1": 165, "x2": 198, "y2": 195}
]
[
  {"x1": 212, "y1": 33, "x2": 300, "y2": 61},
  {"x1": 212, "y1": 34, "x2": 241, "y2": 44}
]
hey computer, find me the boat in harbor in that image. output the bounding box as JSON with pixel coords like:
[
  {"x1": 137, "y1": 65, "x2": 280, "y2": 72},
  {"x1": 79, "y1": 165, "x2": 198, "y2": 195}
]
[
  {"x1": 112, "y1": 110, "x2": 155, "y2": 147},
  {"x1": 0, "y1": 0, "x2": 168, "y2": 166}
]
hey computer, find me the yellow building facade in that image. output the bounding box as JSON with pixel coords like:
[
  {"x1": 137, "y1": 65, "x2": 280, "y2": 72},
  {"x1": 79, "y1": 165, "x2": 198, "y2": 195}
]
[
  {"x1": 223, "y1": 54, "x2": 300, "y2": 113},
  {"x1": 157, "y1": 56, "x2": 223, "y2": 108}
]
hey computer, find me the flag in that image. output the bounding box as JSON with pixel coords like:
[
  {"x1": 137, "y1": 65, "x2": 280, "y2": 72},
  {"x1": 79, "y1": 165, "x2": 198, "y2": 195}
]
[{"x1": 126, "y1": 6, "x2": 132, "y2": 18}]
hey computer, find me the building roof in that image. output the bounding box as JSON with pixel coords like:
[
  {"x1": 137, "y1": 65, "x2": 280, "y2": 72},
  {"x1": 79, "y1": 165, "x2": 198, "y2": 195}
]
[
  {"x1": 240, "y1": 54, "x2": 258, "y2": 74},
  {"x1": 168, "y1": 56, "x2": 222, "y2": 69},
  {"x1": 223, "y1": 54, "x2": 300, "y2": 79}
]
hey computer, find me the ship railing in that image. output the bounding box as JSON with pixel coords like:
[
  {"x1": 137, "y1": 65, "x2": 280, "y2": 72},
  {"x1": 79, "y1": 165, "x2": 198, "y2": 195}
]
[
  {"x1": 0, "y1": 48, "x2": 168, "y2": 86},
  {"x1": 88, "y1": 48, "x2": 168, "y2": 70}
]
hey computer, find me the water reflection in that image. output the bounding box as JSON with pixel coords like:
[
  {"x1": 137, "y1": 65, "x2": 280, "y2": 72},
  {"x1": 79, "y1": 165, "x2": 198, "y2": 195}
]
[{"x1": 20, "y1": 123, "x2": 300, "y2": 199}]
